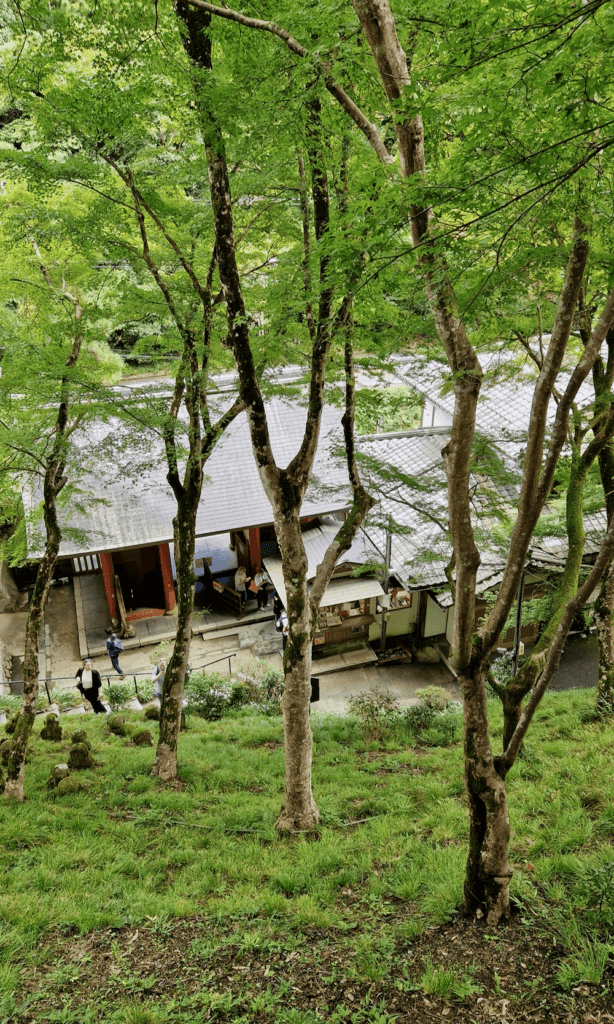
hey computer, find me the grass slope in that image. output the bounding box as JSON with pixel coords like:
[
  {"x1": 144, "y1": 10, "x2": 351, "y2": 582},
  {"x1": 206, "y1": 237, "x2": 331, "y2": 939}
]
[{"x1": 1, "y1": 689, "x2": 614, "y2": 1022}]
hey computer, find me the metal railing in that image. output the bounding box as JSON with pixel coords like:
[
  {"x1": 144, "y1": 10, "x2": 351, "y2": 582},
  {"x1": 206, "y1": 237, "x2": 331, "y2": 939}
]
[{"x1": 32, "y1": 657, "x2": 237, "y2": 706}]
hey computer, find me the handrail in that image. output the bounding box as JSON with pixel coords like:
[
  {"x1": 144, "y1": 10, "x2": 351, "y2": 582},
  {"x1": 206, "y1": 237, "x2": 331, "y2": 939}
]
[
  {"x1": 201, "y1": 652, "x2": 236, "y2": 673},
  {"x1": 31, "y1": 660, "x2": 237, "y2": 706}
]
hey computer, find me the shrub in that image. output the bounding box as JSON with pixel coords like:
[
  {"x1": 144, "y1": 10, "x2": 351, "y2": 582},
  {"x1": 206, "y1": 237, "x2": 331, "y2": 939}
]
[
  {"x1": 184, "y1": 672, "x2": 247, "y2": 721},
  {"x1": 347, "y1": 686, "x2": 400, "y2": 743},
  {"x1": 105, "y1": 681, "x2": 133, "y2": 710},
  {"x1": 403, "y1": 696, "x2": 461, "y2": 746},
  {"x1": 414, "y1": 686, "x2": 452, "y2": 711}
]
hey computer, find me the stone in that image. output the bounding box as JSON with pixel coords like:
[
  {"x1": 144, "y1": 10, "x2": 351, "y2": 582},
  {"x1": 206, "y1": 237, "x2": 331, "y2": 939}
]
[
  {"x1": 238, "y1": 634, "x2": 256, "y2": 649},
  {"x1": 125, "y1": 698, "x2": 142, "y2": 711},
  {"x1": 252, "y1": 635, "x2": 283, "y2": 657},
  {"x1": 68, "y1": 742, "x2": 94, "y2": 770},
  {"x1": 144, "y1": 706, "x2": 159, "y2": 721},
  {"x1": 4, "y1": 712, "x2": 19, "y2": 736},
  {"x1": 71, "y1": 730, "x2": 91, "y2": 748},
  {"x1": 40, "y1": 714, "x2": 63, "y2": 742},
  {"x1": 48, "y1": 763, "x2": 70, "y2": 789},
  {"x1": 132, "y1": 729, "x2": 153, "y2": 747},
  {"x1": 57, "y1": 775, "x2": 82, "y2": 797},
  {"x1": 64, "y1": 705, "x2": 86, "y2": 716},
  {"x1": 107, "y1": 715, "x2": 126, "y2": 736}
]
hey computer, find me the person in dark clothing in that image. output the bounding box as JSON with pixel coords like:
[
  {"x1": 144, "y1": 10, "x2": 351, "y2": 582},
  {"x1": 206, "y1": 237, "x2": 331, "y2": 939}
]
[
  {"x1": 75, "y1": 659, "x2": 107, "y2": 714},
  {"x1": 106, "y1": 632, "x2": 124, "y2": 677}
]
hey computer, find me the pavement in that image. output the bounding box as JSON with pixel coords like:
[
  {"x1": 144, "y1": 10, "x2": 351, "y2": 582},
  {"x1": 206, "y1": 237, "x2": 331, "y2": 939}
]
[{"x1": 1, "y1": 578, "x2": 600, "y2": 715}]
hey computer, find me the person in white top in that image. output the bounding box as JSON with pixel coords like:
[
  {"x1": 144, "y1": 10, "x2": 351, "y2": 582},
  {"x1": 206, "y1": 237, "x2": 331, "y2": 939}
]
[
  {"x1": 75, "y1": 658, "x2": 106, "y2": 714},
  {"x1": 253, "y1": 567, "x2": 272, "y2": 609}
]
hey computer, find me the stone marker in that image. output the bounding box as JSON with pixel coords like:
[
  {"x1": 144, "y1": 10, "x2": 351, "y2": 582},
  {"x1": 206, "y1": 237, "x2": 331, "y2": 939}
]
[
  {"x1": 4, "y1": 713, "x2": 19, "y2": 735},
  {"x1": 57, "y1": 776, "x2": 82, "y2": 797},
  {"x1": 126, "y1": 698, "x2": 143, "y2": 711},
  {"x1": 40, "y1": 713, "x2": 63, "y2": 742},
  {"x1": 132, "y1": 728, "x2": 153, "y2": 747},
  {"x1": 108, "y1": 715, "x2": 127, "y2": 736},
  {"x1": 71, "y1": 730, "x2": 92, "y2": 749},
  {"x1": 68, "y1": 742, "x2": 94, "y2": 770}
]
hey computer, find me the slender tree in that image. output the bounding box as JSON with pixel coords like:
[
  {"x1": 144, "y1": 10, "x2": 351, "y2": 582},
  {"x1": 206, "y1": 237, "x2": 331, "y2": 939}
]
[
  {"x1": 177, "y1": 3, "x2": 374, "y2": 828},
  {"x1": 2, "y1": 243, "x2": 85, "y2": 800},
  {"x1": 184, "y1": 0, "x2": 614, "y2": 914}
]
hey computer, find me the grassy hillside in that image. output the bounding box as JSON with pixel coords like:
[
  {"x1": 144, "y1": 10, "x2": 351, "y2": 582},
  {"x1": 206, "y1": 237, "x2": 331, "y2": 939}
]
[{"x1": 2, "y1": 689, "x2": 614, "y2": 1022}]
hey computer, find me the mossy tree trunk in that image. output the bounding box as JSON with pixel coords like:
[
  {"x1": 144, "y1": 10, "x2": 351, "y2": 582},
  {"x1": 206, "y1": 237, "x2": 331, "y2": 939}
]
[
  {"x1": 5, "y1": 320, "x2": 83, "y2": 801},
  {"x1": 594, "y1": 330, "x2": 614, "y2": 714},
  {"x1": 595, "y1": 561, "x2": 614, "y2": 712},
  {"x1": 182, "y1": 5, "x2": 373, "y2": 830},
  {"x1": 184, "y1": 0, "x2": 614, "y2": 888},
  {"x1": 105, "y1": 136, "x2": 244, "y2": 783},
  {"x1": 462, "y1": 665, "x2": 512, "y2": 923},
  {"x1": 499, "y1": 321, "x2": 614, "y2": 744}
]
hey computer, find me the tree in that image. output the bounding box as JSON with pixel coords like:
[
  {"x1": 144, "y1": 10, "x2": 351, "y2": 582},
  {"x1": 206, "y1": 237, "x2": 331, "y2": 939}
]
[
  {"x1": 174, "y1": 3, "x2": 376, "y2": 829},
  {"x1": 185, "y1": 0, "x2": 614, "y2": 916},
  {"x1": 0, "y1": 222, "x2": 97, "y2": 799}
]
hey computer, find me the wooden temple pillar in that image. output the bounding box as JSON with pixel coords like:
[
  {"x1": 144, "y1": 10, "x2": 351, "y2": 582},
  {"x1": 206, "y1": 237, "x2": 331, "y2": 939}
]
[{"x1": 158, "y1": 542, "x2": 176, "y2": 614}]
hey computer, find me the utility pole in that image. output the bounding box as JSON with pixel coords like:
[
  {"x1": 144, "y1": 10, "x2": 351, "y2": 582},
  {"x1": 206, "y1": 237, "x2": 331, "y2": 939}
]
[{"x1": 380, "y1": 529, "x2": 392, "y2": 653}]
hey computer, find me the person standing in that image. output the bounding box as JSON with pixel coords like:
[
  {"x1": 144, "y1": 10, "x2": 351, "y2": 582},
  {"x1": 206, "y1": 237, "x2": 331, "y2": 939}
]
[
  {"x1": 253, "y1": 567, "x2": 272, "y2": 609},
  {"x1": 106, "y1": 632, "x2": 125, "y2": 677},
  {"x1": 75, "y1": 659, "x2": 107, "y2": 714},
  {"x1": 151, "y1": 659, "x2": 167, "y2": 705},
  {"x1": 234, "y1": 566, "x2": 251, "y2": 603}
]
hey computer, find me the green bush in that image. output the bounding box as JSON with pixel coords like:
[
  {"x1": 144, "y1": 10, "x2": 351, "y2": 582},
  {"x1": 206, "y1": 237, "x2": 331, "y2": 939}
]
[
  {"x1": 347, "y1": 686, "x2": 400, "y2": 742},
  {"x1": 105, "y1": 681, "x2": 133, "y2": 710},
  {"x1": 184, "y1": 672, "x2": 248, "y2": 720}
]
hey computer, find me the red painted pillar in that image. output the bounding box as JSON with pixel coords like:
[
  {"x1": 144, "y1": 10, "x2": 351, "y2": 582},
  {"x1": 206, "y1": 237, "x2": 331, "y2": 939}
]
[
  {"x1": 158, "y1": 543, "x2": 176, "y2": 613},
  {"x1": 99, "y1": 552, "x2": 118, "y2": 622},
  {"x1": 248, "y1": 527, "x2": 261, "y2": 571}
]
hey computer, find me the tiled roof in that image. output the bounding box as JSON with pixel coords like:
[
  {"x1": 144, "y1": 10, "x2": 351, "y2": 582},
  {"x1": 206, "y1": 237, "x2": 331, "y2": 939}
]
[
  {"x1": 25, "y1": 398, "x2": 351, "y2": 558},
  {"x1": 391, "y1": 348, "x2": 596, "y2": 443}
]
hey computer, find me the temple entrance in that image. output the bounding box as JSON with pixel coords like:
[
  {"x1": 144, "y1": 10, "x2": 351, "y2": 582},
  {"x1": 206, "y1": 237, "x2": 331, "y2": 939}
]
[{"x1": 113, "y1": 546, "x2": 165, "y2": 612}]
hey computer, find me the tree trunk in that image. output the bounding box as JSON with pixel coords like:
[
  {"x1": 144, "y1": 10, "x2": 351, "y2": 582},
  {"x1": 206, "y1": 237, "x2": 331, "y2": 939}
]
[
  {"x1": 4, "y1": 486, "x2": 62, "y2": 800},
  {"x1": 501, "y1": 448, "x2": 590, "y2": 747},
  {"x1": 152, "y1": 492, "x2": 198, "y2": 780},
  {"x1": 275, "y1": 511, "x2": 319, "y2": 830},
  {"x1": 595, "y1": 560, "x2": 614, "y2": 713},
  {"x1": 462, "y1": 667, "x2": 512, "y2": 923}
]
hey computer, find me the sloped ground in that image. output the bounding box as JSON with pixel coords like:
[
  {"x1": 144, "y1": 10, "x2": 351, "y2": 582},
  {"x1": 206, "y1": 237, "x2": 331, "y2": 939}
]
[{"x1": 2, "y1": 689, "x2": 614, "y2": 1022}]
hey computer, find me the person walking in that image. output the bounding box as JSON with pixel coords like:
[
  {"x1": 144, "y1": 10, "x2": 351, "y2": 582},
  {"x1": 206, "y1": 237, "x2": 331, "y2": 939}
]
[
  {"x1": 75, "y1": 659, "x2": 107, "y2": 714},
  {"x1": 277, "y1": 609, "x2": 289, "y2": 652},
  {"x1": 106, "y1": 632, "x2": 125, "y2": 677}
]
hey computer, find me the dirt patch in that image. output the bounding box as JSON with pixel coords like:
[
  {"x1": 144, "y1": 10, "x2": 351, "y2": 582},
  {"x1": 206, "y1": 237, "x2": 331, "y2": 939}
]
[{"x1": 18, "y1": 912, "x2": 614, "y2": 1022}]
